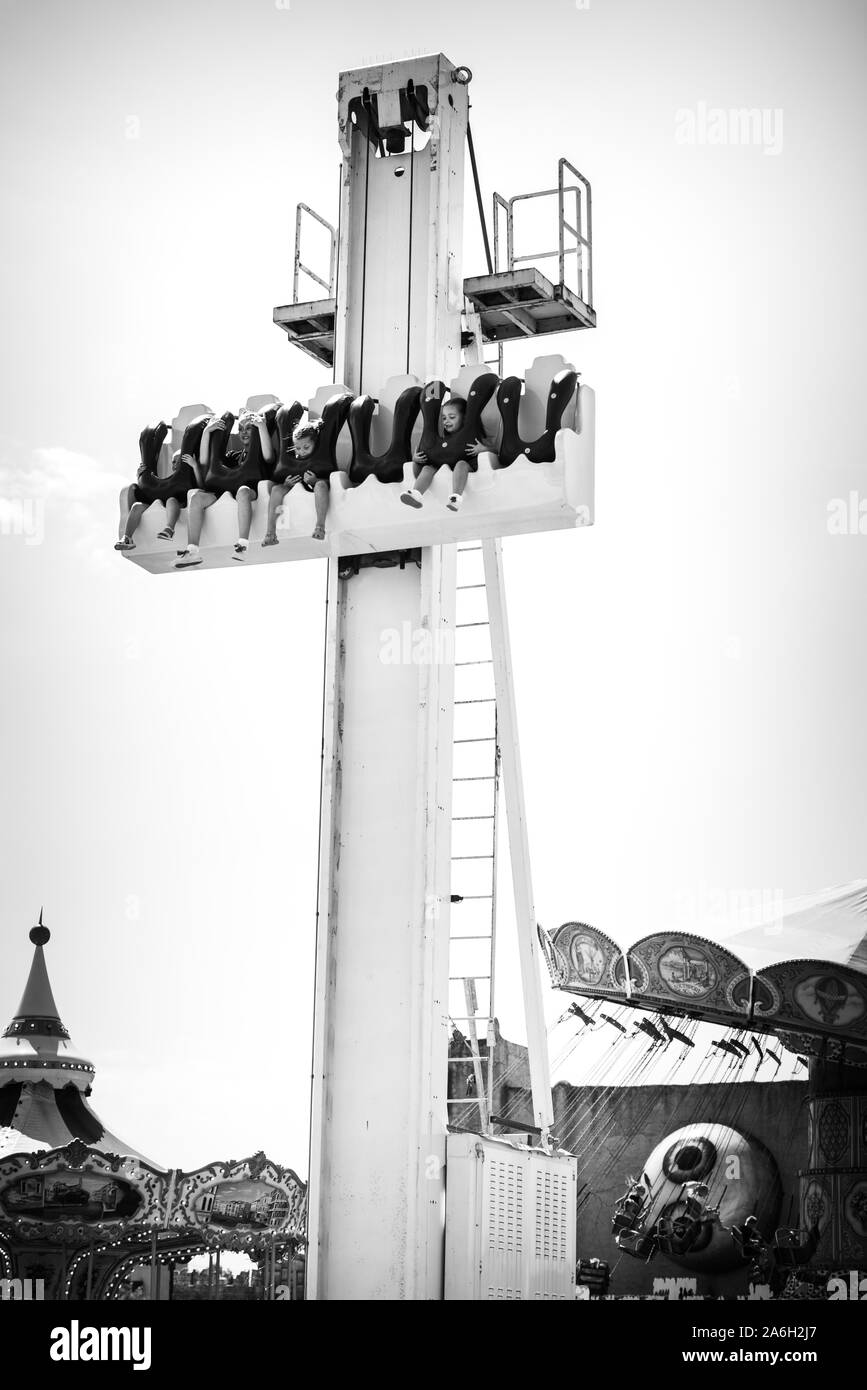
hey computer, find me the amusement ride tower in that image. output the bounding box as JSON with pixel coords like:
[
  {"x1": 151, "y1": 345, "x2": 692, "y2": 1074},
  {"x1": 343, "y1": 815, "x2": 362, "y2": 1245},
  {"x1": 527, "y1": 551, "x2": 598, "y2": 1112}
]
[{"x1": 121, "y1": 54, "x2": 597, "y2": 1300}]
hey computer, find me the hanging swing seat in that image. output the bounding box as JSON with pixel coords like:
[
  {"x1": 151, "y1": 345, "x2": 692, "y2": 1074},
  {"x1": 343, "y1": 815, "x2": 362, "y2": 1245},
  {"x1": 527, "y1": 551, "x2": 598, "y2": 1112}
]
[{"x1": 615, "y1": 1228, "x2": 658, "y2": 1260}]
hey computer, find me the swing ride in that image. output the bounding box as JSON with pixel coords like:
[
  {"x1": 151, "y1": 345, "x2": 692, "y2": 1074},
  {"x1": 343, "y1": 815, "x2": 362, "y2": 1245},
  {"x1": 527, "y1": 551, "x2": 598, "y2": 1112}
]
[{"x1": 536, "y1": 895, "x2": 867, "y2": 1290}]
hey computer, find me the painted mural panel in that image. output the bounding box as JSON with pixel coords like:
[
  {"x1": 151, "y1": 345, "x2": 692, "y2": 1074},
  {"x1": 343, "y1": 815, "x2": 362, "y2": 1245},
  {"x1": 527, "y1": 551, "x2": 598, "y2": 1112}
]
[
  {"x1": 756, "y1": 960, "x2": 867, "y2": 1040},
  {"x1": 541, "y1": 922, "x2": 628, "y2": 1001},
  {"x1": 626, "y1": 934, "x2": 753, "y2": 1024},
  {"x1": 1, "y1": 1171, "x2": 140, "y2": 1221}
]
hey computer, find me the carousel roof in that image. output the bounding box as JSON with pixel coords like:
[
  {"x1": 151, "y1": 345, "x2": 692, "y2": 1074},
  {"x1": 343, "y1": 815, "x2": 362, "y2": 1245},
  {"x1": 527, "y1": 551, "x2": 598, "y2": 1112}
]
[
  {"x1": 0, "y1": 918, "x2": 162, "y2": 1168},
  {"x1": 540, "y1": 879, "x2": 867, "y2": 1068},
  {"x1": 717, "y1": 880, "x2": 867, "y2": 973}
]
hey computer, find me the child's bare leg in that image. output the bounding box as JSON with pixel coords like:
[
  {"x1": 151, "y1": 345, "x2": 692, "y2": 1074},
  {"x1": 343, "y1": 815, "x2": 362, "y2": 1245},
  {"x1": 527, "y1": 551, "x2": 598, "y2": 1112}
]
[
  {"x1": 175, "y1": 491, "x2": 216, "y2": 567},
  {"x1": 116, "y1": 488, "x2": 148, "y2": 548},
  {"x1": 236, "y1": 486, "x2": 255, "y2": 543},
  {"x1": 312, "y1": 480, "x2": 329, "y2": 539},
  {"x1": 187, "y1": 491, "x2": 217, "y2": 546},
  {"x1": 446, "y1": 459, "x2": 470, "y2": 512},
  {"x1": 401, "y1": 462, "x2": 436, "y2": 508},
  {"x1": 117, "y1": 485, "x2": 135, "y2": 540},
  {"x1": 126, "y1": 501, "x2": 148, "y2": 536},
  {"x1": 263, "y1": 484, "x2": 286, "y2": 544},
  {"x1": 451, "y1": 460, "x2": 470, "y2": 496},
  {"x1": 414, "y1": 464, "x2": 436, "y2": 495},
  {"x1": 157, "y1": 497, "x2": 181, "y2": 540}
]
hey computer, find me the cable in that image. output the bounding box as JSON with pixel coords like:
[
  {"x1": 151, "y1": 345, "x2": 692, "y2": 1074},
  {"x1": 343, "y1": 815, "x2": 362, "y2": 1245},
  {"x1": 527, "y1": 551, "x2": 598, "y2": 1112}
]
[
  {"x1": 333, "y1": 162, "x2": 342, "y2": 386},
  {"x1": 466, "y1": 119, "x2": 493, "y2": 276},
  {"x1": 358, "y1": 99, "x2": 373, "y2": 395},
  {"x1": 406, "y1": 114, "x2": 415, "y2": 375},
  {"x1": 569, "y1": 1015, "x2": 734, "y2": 1182}
]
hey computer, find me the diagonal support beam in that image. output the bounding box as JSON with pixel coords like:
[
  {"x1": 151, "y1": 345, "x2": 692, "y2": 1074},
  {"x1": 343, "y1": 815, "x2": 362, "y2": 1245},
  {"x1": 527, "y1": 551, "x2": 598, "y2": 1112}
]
[{"x1": 481, "y1": 538, "x2": 554, "y2": 1136}]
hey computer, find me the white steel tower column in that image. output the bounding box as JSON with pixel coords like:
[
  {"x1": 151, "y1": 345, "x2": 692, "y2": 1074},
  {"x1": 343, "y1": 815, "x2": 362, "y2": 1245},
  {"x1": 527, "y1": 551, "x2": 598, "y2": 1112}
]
[
  {"x1": 333, "y1": 55, "x2": 468, "y2": 392},
  {"x1": 307, "y1": 56, "x2": 468, "y2": 1300}
]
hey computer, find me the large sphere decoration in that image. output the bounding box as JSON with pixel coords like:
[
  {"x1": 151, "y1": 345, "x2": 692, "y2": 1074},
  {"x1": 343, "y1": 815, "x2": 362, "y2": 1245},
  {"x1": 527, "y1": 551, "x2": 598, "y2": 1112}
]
[{"x1": 640, "y1": 1122, "x2": 781, "y2": 1273}]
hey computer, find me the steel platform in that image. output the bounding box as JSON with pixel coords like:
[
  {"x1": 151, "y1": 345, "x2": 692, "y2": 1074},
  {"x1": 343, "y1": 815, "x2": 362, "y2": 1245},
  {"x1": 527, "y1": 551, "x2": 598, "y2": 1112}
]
[
  {"x1": 463, "y1": 268, "x2": 596, "y2": 342},
  {"x1": 274, "y1": 268, "x2": 595, "y2": 367},
  {"x1": 272, "y1": 297, "x2": 337, "y2": 366}
]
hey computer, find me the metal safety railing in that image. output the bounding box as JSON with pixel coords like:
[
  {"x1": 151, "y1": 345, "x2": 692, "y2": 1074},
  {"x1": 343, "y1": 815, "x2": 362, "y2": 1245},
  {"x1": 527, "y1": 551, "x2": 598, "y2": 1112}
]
[
  {"x1": 293, "y1": 203, "x2": 337, "y2": 303},
  {"x1": 493, "y1": 158, "x2": 593, "y2": 309}
]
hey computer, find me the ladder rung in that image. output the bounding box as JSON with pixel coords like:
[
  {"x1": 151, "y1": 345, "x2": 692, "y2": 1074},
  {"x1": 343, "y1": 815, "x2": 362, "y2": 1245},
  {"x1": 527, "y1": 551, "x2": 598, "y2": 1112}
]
[
  {"x1": 452, "y1": 854, "x2": 494, "y2": 860},
  {"x1": 449, "y1": 934, "x2": 495, "y2": 940},
  {"x1": 455, "y1": 660, "x2": 493, "y2": 667},
  {"x1": 449, "y1": 1015, "x2": 494, "y2": 1022},
  {"x1": 453, "y1": 737, "x2": 496, "y2": 744},
  {"x1": 447, "y1": 1057, "x2": 489, "y2": 1065},
  {"x1": 452, "y1": 815, "x2": 494, "y2": 821},
  {"x1": 453, "y1": 776, "x2": 495, "y2": 782},
  {"x1": 457, "y1": 546, "x2": 482, "y2": 552},
  {"x1": 450, "y1": 975, "x2": 491, "y2": 981},
  {"x1": 455, "y1": 699, "x2": 496, "y2": 705},
  {"x1": 456, "y1": 622, "x2": 489, "y2": 629},
  {"x1": 457, "y1": 894, "x2": 493, "y2": 901},
  {"x1": 456, "y1": 584, "x2": 487, "y2": 590}
]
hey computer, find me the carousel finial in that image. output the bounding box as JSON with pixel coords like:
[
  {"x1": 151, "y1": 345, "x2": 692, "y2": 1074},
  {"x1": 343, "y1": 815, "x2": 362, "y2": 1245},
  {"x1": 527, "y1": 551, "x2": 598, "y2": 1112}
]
[{"x1": 30, "y1": 908, "x2": 50, "y2": 947}]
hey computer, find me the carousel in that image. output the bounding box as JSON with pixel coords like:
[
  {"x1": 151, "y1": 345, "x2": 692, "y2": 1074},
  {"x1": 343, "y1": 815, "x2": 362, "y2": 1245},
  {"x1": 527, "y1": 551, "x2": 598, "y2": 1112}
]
[{"x1": 0, "y1": 919, "x2": 306, "y2": 1300}]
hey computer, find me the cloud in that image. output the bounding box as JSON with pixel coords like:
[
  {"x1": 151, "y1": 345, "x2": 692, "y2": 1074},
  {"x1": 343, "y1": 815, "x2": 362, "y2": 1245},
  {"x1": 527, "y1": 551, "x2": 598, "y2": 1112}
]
[
  {"x1": 0, "y1": 444, "x2": 127, "y2": 501},
  {"x1": 0, "y1": 444, "x2": 128, "y2": 569}
]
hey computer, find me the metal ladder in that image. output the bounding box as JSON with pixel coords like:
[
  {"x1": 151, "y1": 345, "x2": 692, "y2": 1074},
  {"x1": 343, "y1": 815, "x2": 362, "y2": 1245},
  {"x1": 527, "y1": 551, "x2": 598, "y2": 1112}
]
[{"x1": 447, "y1": 543, "x2": 500, "y2": 1132}]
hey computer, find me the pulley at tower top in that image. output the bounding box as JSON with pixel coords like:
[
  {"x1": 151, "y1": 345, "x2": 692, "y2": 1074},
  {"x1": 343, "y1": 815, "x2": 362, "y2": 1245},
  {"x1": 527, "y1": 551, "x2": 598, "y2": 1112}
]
[{"x1": 273, "y1": 54, "x2": 596, "y2": 381}]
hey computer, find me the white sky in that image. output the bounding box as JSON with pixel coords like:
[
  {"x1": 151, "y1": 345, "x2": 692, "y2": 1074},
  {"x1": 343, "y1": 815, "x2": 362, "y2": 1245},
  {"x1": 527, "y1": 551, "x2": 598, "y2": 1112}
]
[{"x1": 1, "y1": 0, "x2": 866, "y2": 1172}]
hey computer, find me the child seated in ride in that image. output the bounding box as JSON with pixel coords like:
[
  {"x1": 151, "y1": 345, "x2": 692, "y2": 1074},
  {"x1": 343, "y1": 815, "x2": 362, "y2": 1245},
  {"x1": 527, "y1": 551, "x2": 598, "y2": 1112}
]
[
  {"x1": 115, "y1": 422, "x2": 188, "y2": 551},
  {"x1": 293, "y1": 420, "x2": 329, "y2": 541},
  {"x1": 261, "y1": 419, "x2": 324, "y2": 545},
  {"x1": 400, "y1": 396, "x2": 498, "y2": 512},
  {"x1": 175, "y1": 408, "x2": 275, "y2": 568},
  {"x1": 115, "y1": 459, "x2": 183, "y2": 550}
]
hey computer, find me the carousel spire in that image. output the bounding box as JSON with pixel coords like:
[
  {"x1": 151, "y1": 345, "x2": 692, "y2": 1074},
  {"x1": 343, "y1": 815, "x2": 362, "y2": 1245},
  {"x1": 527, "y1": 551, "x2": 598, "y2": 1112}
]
[
  {"x1": 0, "y1": 913, "x2": 159, "y2": 1165},
  {"x1": 3, "y1": 912, "x2": 68, "y2": 1042}
]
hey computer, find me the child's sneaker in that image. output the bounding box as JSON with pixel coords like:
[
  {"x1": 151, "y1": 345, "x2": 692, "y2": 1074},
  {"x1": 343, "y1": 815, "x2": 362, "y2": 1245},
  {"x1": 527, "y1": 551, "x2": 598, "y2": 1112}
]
[
  {"x1": 231, "y1": 543, "x2": 247, "y2": 561},
  {"x1": 174, "y1": 549, "x2": 202, "y2": 568},
  {"x1": 114, "y1": 537, "x2": 135, "y2": 551},
  {"x1": 400, "y1": 488, "x2": 424, "y2": 508},
  {"x1": 446, "y1": 494, "x2": 462, "y2": 512}
]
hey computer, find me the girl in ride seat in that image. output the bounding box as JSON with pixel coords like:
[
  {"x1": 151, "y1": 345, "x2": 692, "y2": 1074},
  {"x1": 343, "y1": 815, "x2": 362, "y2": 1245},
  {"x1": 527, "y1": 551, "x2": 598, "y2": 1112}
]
[
  {"x1": 400, "y1": 396, "x2": 498, "y2": 512},
  {"x1": 262, "y1": 419, "x2": 324, "y2": 545},
  {"x1": 115, "y1": 421, "x2": 191, "y2": 551},
  {"x1": 293, "y1": 420, "x2": 329, "y2": 541},
  {"x1": 175, "y1": 408, "x2": 275, "y2": 568},
  {"x1": 115, "y1": 451, "x2": 185, "y2": 551}
]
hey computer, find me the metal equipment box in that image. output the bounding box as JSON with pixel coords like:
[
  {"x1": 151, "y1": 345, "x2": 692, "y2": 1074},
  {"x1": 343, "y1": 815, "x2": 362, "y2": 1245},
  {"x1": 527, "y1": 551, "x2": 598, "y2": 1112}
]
[{"x1": 444, "y1": 1132, "x2": 578, "y2": 1300}]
